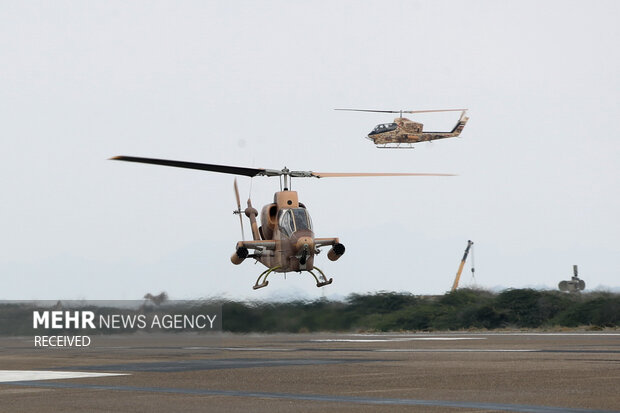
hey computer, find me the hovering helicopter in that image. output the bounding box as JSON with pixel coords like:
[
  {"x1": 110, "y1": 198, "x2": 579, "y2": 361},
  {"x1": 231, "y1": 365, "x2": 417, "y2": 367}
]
[
  {"x1": 111, "y1": 156, "x2": 454, "y2": 289},
  {"x1": 336, "y1": 108, "x2": 469, "y2": 149}
]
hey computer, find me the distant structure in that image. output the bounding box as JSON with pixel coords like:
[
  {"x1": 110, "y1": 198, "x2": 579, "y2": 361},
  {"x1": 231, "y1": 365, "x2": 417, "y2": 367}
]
[
  {"x1": 451, "y1": 240, "x2": 474, "y2": 291},
  {"x1": 144, "y1": 292, "x2": 168, "y2": 305},
  {"x1": 558, "y1": 265, "x2": 586, "y2": 293}
]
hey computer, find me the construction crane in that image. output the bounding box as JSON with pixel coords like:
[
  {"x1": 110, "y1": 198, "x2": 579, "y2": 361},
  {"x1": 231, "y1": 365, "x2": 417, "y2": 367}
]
[{"x1": 451, "y1": 240, "x2": 474, "y2": 292}]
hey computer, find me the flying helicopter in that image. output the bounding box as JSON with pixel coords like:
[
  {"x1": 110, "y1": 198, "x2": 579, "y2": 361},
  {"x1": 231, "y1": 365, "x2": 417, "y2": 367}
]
[
  {"x1": 336, "y1": 108, "x2": 469, "y2": 149},
  {"x1": 111, "y1": 156, "x2": 454, "y2": 289}
]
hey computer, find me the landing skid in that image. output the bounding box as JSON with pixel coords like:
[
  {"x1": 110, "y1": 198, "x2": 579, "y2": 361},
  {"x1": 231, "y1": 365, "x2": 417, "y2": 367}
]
[
  {"x1": 309, "y1": 266, "x2": 333, "y2": 288},
  {"x1": 253, "y1": 266, "x2": 280, "y2": 290},
  {"x1": 375, "y1": 142, "x2": 416, "y2": 149},
  {"x1": 252, "y1": 266, "x2": 333, "y2": 289}
]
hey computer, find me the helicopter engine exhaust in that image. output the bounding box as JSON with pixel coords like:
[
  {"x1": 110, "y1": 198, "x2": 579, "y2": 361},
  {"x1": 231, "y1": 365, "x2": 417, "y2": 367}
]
[
  {"x1": 231, "y1": 246, "x2": 249, "y2": 265},
  {"x1": 327, "y1": 243, "x2": 345, "y2": 261}
]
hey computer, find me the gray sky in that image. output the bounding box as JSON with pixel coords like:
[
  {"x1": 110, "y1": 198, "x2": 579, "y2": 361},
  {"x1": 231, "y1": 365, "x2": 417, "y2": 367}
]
[{"x1": 2, "y1": 1, "x2": 619, "y2": 300}]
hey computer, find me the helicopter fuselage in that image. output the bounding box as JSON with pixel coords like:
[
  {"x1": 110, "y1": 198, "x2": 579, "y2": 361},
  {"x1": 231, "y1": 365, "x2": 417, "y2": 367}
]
[
  {"x1": 367, "y1": 112, "x2": 469, "y2": 147},
  {"x1": 231, "y1": 190, "x2": 344, "y2": 287}
]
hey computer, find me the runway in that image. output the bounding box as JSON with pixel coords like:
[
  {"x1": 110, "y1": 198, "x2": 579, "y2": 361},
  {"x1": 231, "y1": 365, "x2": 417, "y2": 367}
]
[{"x1": 1, "y1": 332, "x2": 618, "y2": 412}]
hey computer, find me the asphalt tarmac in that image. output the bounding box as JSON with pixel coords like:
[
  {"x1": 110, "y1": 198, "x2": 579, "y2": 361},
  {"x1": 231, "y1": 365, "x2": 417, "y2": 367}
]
[{"x1": 1, "y1": 332, "x2": 619, "y2": 412}]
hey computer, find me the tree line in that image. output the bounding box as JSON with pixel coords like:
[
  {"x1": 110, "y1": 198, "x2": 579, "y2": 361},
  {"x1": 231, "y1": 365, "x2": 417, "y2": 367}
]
[
  {"x1": 222, "y1": 289, "x2": 619, "y2": 332},
  {"x1": 1, "y1": 289, "x2": 617, "y2": 335}
]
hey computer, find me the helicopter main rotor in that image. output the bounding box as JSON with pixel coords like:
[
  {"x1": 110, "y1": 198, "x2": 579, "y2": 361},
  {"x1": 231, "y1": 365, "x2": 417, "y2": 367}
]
[
  {"x1": 110, "y1": 156, "x2": 455, "y2": 181},
  {"x1": 111, "y1": 155, "x2": 455, "y2": 290},
  {"x1": 335, "y1": 108, "x2": 468, "y2": 114}
]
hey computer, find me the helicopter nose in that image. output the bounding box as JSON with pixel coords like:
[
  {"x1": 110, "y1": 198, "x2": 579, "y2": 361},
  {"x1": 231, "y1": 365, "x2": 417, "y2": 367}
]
[{"x1": 295, "y1": 237, "x2": 314, "y2": 254}]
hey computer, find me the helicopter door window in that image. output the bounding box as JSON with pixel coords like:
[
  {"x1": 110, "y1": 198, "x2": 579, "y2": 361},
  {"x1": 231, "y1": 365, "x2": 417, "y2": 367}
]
[
  {"x1": 278, "y1": 209, "x2": 295, "y2": 237},
  {"x1": 292, "y1": 208, "x2": 312, "y2": 231}
]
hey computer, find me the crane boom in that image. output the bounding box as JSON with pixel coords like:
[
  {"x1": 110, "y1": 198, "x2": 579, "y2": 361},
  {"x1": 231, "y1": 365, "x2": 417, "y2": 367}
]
[{"x1": 451, "y1": 240, "x2": 474, "y2": 292}]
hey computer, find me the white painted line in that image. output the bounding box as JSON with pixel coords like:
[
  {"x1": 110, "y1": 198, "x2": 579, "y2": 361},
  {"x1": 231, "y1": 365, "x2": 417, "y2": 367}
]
[
  {"x1": 100, "y1": 346, "x2": 132, "y2": 349},
  {"x1": 351, "y1": 332, "x2": 620, "y2": 337},
  {"x1": 311, "y1": 337, "x2": 484, "y2": 343},
  {"x1": 0, "y1": 370, "x2": 128, "y2": 383},
  {"x1": 476, "y1": 333, "x2": 620, "y2": 336},
  {"x1": 375, "y1": 349, "x2": 536, "y2": 352},
  {"x1": 183, "y1": 347, "x2": 295, "y2": 351}
]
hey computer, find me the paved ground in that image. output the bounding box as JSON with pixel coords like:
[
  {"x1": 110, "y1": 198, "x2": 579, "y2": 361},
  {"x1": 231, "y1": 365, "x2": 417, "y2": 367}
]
[{"x1": 0, "y1": 332, "x2": 619, "y2": 412}]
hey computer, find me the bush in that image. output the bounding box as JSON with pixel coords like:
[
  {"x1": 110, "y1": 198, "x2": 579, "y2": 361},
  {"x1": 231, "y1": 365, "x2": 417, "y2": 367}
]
[{"x1": 3, "y1": 290, "x2": 617, "y2": 335}]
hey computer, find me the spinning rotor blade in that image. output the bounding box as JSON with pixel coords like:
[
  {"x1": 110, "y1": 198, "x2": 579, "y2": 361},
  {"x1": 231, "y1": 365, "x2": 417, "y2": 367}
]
[
  {"x1": 402, "y1": 109, "x2": 467, "y2": 114},
  {"x1": 335, "y1": 109, "x2": 401, "y2": 113},
  {"x1": 110, "y1": 156, "x2": 266, "y2": 177},
  {"x1": 234, "y1": 178, "x2": 241, "y2": 208},
  {"x1": 311, "y1": 172, "x2": 455, "y2": 178},
  {"x1": 111, "y1": 156, "x2": 454, "y2": 180},
  {"x1": 335, "y1": 108, "x2": 467, "y2": 114},
  {"x1": 233, "y1": 178, "x2": 245, "y2": 240}
]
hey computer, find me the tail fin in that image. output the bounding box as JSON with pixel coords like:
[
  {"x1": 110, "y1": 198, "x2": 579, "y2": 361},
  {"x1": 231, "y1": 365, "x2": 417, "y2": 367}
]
[{"x1": 450, "y1": 110, "x2": 469, "y2": 135}]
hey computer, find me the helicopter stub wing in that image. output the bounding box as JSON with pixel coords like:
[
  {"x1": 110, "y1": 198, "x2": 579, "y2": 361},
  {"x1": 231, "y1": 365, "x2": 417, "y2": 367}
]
[{"x1": 236, "y1": 240, "x2": 276, "y2": 250}]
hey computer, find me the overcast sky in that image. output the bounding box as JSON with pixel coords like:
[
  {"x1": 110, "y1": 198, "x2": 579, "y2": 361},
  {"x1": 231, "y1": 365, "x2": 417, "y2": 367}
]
[{"x1": 2, "y1": 1, "x2": 619, "y2": 300}]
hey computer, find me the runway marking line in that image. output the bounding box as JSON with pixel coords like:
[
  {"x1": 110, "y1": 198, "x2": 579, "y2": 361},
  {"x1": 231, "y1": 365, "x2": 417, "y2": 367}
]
[
  {"x1": 350, "y1": 333, "x2": 620, "y2": 337},
  {"x1": 183, "y1": 347, "x2": 295, "y2": 351},
  {"x1": 310, "y1": 337, "x2": 484, "y2": 342},
  {"x1": 0, "y1": 370, "x2": 128, "y2": 383},
  {"x1": 375, "y1": 349, "x2": 536, "y2": 352}
]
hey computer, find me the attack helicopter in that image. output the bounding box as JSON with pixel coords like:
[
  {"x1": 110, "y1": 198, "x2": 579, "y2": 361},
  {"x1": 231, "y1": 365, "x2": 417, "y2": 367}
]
[
  {"x1": 111, "y1": 156, "x2": 454, "y2": 289},
  {"x1": 336, "y1": 108, "x2": 469, "y2": 149}
]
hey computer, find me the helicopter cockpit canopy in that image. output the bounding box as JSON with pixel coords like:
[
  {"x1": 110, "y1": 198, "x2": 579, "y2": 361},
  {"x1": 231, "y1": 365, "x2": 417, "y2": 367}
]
[
  {"x1": 369, "y1": 123, "x2": 397, "y2": 136},
  {"x1": 278, "y1": 208, "x2": 313, "y2": 237}
]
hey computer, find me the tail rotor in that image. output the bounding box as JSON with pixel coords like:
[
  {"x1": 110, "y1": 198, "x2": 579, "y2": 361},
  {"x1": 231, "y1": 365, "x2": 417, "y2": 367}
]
[{"x1": 233, "y1": 178, "x2": 245, "y2": 240}]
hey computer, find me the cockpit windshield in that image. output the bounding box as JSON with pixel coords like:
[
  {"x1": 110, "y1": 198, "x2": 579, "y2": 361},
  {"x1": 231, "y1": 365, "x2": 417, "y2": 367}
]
[
  {"x1": 369, "y1": 123, "x2": 397, "y2": 136},
  {"x1": 278, "y1": 208, "x2": 313, "y2": 237},
  {"x1": 293, "y1": 208, "x2": 312, "y2": 231}
]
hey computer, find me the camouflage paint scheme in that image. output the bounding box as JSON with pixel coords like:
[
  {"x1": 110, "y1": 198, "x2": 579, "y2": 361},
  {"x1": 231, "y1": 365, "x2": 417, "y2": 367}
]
[{"x1": 368, "y1": 110, "x2": 469, "y2": 148}]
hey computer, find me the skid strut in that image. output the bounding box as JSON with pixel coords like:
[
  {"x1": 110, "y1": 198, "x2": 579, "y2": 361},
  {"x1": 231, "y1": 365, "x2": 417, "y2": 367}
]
[
  {"x1": 253, "y1": 266, "x2": 281, "y2": 290},
  {"x1": 309, "y1": 266, "x2": 333, "y2": 288},
  {"x1": 253, "y1": 266, "x2": 333, "y2": 289}
]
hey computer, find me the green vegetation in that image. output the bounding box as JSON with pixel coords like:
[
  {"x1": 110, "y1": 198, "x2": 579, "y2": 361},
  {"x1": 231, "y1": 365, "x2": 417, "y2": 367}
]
[
  {"x1": 1, "y1": 289, "x2": 618, "y2": 335},
  {"x1": 220, "y1": 289, "x2": 620, "y2": 332}
]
